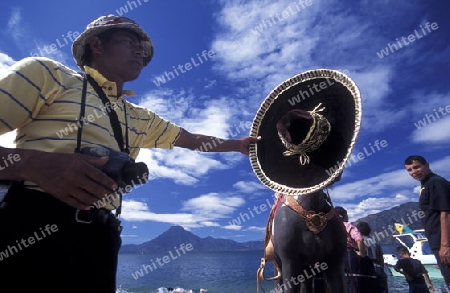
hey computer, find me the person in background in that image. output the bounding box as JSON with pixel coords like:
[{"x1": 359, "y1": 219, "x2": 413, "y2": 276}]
[
  {"x1": 394, "y1": 246, "x2": 434, "y2": 293},
  {"x1": 0, "y1": 14, "x2": 259, "y2": 293},
  {"x1": 404, "y1": 155, "x2": 450, "y2": 291},
  {"x1": 335, "y1": 206, "x2": 366, "y2": 293},
  {"x1": 357, "y1": 221, "x2": 389, "y2": 293}
]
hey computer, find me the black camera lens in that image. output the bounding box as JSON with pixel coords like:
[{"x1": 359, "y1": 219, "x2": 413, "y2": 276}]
[{"x1": 122, "y1": 162, "x2": 149, "y2": 186}]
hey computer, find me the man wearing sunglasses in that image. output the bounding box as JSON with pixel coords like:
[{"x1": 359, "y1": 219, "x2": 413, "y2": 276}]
[{"x1": 0, "y1": 15, "x2": 259, "y2": 292}]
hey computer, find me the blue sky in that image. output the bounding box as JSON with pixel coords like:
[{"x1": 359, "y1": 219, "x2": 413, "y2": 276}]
[{"x1": 0, "y1": 0, "x2": 449, "y2": 245}]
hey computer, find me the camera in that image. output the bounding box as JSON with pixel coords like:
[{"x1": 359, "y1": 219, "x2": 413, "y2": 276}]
[{"x1": 81, "y1": 147, "x2": 149, "y2": 191}]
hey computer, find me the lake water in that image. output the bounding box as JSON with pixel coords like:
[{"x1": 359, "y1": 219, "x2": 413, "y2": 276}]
[{"x1": 116, "y1": 246, "x2": 448, "y2": 293}]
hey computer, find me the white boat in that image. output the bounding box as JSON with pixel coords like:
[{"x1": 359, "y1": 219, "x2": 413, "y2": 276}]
[
  {"x1": 156, "y1": 287, "x2": 203, "y2": 293},
  {"x1": 383, "y1": 228, "x2": 443, "y2": 279},
  {"x1": 156, "y1": 288, "x2": 191, "y2": 293}
]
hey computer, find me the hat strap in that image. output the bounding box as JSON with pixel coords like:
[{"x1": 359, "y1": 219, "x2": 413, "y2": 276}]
[{"x1": 277, "y1": 103, "x2": 331, "y2": 165}]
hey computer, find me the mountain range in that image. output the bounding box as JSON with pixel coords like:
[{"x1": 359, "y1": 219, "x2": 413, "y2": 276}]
[
  {"x1": 119, "y1": 225, "x2": 264, "y2": 254},
  {"x1": 120, "y1": 201, "x2": 422, "y2": 254}
]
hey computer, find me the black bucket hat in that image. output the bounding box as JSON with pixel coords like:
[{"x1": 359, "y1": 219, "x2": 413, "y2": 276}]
[{"x1": 249, "y1": 69, "x2": 362, "y2": 195}]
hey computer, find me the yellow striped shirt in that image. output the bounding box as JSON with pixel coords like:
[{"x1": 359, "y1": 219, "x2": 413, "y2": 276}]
[{"x1": 0, "y1": 57, "x2": 181, "y2": 209}]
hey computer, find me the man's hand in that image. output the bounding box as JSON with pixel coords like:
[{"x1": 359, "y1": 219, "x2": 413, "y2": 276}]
[
  {"x1": 237, "y1": 136, "x2": 261, "y2": 156},
  {"x1": 439, "y1": 245, "x2": 450, "y2": 265},
  {"x1": 21, "y1": 151, "x2": 118, "y2": 210}
]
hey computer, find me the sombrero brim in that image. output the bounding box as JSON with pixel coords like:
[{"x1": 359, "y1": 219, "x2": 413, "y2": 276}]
[{"x1": 249, "y1": 69, "x2": 362, "y2": 195}]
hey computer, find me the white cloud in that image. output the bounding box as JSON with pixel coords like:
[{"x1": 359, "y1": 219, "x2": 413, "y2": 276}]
[
  {"x1": 121, "y1": 193, "x2": 246, "y2": 229},
  {"x1": 137, "y1": 89, "x2": 250, "y2": 139},
  {"x1": 136, "y1": 148, "x2": 228, "y2": 185},
  {"x1": 181, "y1": 193, "x2": 245, "y2": 216},
  {"x1": 246, "y1": 226, "x2": 265, "y2": 232},
  {"x1": 212, "y1": 0, "x2": 320, "y2": 91},
  {"x1": 409, "y1": 92, "x2": 450, "y2": 116},
  {"x1": 351, "y1": 67, "x2": 402, "y2": 131},
  {"x1": 5, "y1": 7, "x2": 70, "y2": 65},
  {"x1": 29, "y1": 40, "x2": 70, "y2": 65},
  {"x1": 121, "y1": 234, "x2": 138, "y2": 238},
  {"x1": 0, "y1": 52, "x2": 15, "y2": 74},
  {"x1": 223, "y1": 224, "x2": 241, "y2": 231},
  {"x1": 399, "y1": 91, "x2": 450, "y2": 145},
  {"x1": 121, "y1": 200, "x2": 199, "y2": 225},
  {"x1": 199, "y1": 221, "x2": 220, "y2": 227},
  {"x1": 411, "y1": 116, "x2": 450, "y2": 143},
  {"x1": 181, "y1": 103, "x2": 233, "y2": 138},
  {"x1": 233, "y1": 180, "x2": 266, "y2": 193},
  {"x1": 346, "y1": 193, "x2": 412, "y2": 221},
  {"x1": 6, "y1": 7, "x2": 22, "y2": 43},
  {"x1": 331, "y1": 168, "x2": 412, "y2": 201},
  {"x1": 137, "y1": 90, "x2": 191, "y2": 126}
]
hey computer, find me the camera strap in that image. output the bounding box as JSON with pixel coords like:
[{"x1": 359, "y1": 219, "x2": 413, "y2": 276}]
[
  {"x1": 75, "y1": 73, "x2": 130, "y2": 154},
  {"x1": 75, "y1": 72, "x2": 129, "y2": 215},
  {"x1": 74, "y1": 73, "x2": 88, "y2": 153}
]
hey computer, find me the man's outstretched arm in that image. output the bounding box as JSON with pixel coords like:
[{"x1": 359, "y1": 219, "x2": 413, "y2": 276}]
[{"x1": 174, "y1": 128, "x2": 260, "y2": 156}]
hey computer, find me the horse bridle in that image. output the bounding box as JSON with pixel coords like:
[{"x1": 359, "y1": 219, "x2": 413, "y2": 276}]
[{"x1": 285, "y1": 193, "x2": 336, "y2": 234}]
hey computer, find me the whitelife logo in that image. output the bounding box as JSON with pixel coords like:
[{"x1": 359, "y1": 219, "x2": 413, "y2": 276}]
[
  {"x1": 152, "y1": 50, "x2": 215, "y2": 86},
  {"x1": 0, "y1": 224, "x2": 58, "y2": 261},
  {"x1": 414, "y1": 105, "x2": 450, "y2": 129},
  {"x1": 131, "y1": 243, "x2": 193, "y2": 280},
  {"x1": 376, "y1": 22, "x2": 439, "y2": 59},
  {"x1": 30, "y1": 31, "x2": 80, "y2": 57},
  {"x1": 325, "y1": 140, "x2": 388, "y2": 177}
]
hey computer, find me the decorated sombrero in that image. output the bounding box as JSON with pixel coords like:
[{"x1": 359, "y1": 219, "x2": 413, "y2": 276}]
[{"x1": 249, "y1": 69, "x2": 362, "y2": 195}]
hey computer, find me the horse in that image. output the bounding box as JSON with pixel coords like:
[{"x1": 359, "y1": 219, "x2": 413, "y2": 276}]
[{"x1": 272, "y1": 189, "x2": 348, "y2": 293}]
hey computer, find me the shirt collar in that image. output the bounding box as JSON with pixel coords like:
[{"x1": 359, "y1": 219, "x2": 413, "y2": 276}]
[
  {"x1": 420, "y1": 172, "x2": 435, "y2": 185},
  {"x1": 83, "y1": 66, "x2": 137, "y2": 98}
]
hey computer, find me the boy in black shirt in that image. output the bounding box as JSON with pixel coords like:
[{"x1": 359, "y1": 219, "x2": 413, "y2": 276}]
[{"x1": 394, "y1": 246, "x2": 434, "y2": 293}]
